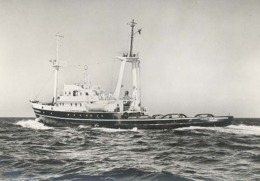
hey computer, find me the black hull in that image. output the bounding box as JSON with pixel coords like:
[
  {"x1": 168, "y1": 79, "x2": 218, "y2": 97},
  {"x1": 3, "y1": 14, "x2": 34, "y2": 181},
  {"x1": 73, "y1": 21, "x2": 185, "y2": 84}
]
[
  {"x1": 91, "y1": 118, "x2": 232, "y2": 129},
  {"x1": 34, "y1": 109, "x2": 233, "y2": 129}
]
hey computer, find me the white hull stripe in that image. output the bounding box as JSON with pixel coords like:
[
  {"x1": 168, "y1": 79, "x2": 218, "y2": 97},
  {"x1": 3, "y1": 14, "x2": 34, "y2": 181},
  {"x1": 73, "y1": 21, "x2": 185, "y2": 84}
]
[{"x1": 35, "y1": 113, "x2": 92, "y2": 121}]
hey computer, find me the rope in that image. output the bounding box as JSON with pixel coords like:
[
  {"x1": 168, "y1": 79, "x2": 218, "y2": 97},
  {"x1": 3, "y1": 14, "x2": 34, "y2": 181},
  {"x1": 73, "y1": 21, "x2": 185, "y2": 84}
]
[{"x1": 34, "y1": 70, "x2": 54, "y2": 100}]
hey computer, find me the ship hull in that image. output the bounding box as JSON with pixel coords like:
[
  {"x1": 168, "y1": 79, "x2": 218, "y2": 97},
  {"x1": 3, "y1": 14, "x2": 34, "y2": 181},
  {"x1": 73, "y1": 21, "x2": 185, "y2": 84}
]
[
  {"x1": 89, "y1": 117, "x2": 233, "y2": 129},
  {"x1": 33, "y1": 108, "x2": 233, "y2": 129}
]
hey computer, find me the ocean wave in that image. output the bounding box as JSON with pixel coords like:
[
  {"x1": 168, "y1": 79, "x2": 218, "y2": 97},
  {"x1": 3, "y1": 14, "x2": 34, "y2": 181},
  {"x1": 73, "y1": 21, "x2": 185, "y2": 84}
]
[
  {"x1": 46, "y1": 167, "x2": 191, "y2": 181},
  {"x1": 16, "y1": 119, "x2": 52, "y2": 130}
]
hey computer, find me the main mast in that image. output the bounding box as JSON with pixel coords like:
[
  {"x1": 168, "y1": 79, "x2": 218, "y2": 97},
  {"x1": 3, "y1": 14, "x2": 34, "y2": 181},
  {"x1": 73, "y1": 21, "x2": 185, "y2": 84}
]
[
  {"x1": 129, "y1": 20, "x2": 141, "y2": 108},
  {"x1": 113, "y1": 19, "x2": 142, "y2": 111}
]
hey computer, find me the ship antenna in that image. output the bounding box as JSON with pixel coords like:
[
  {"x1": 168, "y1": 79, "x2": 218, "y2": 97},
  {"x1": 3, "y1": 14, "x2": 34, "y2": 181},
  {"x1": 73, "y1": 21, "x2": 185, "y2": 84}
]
[
  {"x1": 51, "y1": 33, "x2": 64, "y2": 105},
  {"x1": 127, "y1": 19, "x2": 142, "y2": 57},
  {"x1": 84, "y1": 65, "x2": 90, "y2": 89}
]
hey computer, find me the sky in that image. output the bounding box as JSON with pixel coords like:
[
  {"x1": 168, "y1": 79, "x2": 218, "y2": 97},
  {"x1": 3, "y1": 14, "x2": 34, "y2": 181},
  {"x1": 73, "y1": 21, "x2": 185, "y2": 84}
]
[{"x1": 1, "y1": 0, "x2": 260, "y2": 117}]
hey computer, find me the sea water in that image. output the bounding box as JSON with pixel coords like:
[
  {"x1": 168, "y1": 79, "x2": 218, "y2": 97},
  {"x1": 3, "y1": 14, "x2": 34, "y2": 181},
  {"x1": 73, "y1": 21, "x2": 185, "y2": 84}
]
[{"x1": 0, "y1": 117, "x2": 259, "y2": 180}]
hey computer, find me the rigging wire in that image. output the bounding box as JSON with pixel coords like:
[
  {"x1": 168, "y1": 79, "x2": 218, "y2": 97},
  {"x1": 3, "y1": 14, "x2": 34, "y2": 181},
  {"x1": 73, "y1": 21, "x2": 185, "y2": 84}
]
[
  {"x1": 33, "y1": 59, "x2": 119, "y2": 100},
  {"x1": 34, "y1": 70, "x2": 55, "y2": 100},
  {"x1": 61, "y1": 59, "x2": 117, "y2": 88},
  {"x1": 62, "y1": 59, "x2": 114, "y2": 69}
]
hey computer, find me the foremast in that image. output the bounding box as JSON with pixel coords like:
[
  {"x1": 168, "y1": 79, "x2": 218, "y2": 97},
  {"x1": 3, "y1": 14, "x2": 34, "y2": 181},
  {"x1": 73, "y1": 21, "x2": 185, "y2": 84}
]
[{"x1": 52, "y1": 33, "x2": 64, "y2": 104}]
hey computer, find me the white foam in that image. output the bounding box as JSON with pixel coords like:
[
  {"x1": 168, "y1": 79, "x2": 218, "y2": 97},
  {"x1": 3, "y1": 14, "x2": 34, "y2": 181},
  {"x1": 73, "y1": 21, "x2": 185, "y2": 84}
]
[
  {"x1": 176, "y1": 126, "x2": 207, "y2": 131},
  {"x1": 78, "y1": 125, "x2": 91, "y2": 129},
  {"x1": 16, "y1": 118, "x2": 52, "y2": 130},
  {"x1": 92, "y1": 127, "x2": 139, "y2": 133},
  {"x1": 176, "y1": 125, "x2": 260, "y2": 136},
  {"x1": 226, "y1": 124, "x2": 260, "y2": 136},
  {"x1": 132, "y1": 127, "x2": 138, "y2": 131}
]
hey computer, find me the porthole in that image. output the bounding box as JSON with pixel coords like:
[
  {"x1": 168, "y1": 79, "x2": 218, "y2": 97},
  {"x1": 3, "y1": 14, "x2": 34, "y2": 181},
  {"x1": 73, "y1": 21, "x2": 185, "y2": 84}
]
[
  {"x1": 67, "y1": 113, "x2": 70, "y2": 116},
  {"x1": 101, "y1": 115, "x2": 103, "y2": 118}
]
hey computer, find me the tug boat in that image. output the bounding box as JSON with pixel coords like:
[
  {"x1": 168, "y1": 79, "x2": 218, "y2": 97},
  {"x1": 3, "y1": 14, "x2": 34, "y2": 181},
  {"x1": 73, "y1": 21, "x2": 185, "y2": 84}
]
[{"x1": 31, "y1": 20, "x2": 233, "y2": 129}]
